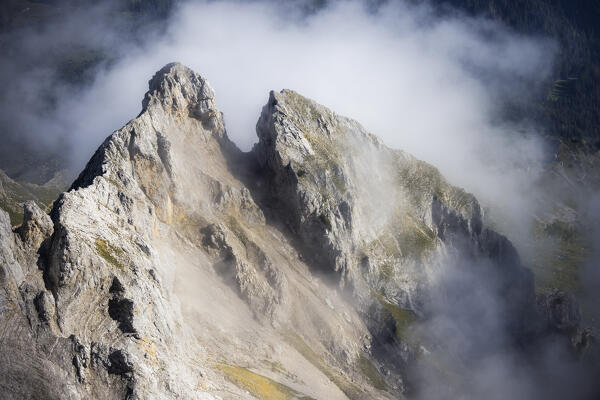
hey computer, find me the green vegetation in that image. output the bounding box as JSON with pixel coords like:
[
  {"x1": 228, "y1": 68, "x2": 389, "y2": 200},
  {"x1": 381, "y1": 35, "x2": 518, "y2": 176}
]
[
  {"x1": 0, "y1": 171, "x2": 64, "y2": 226},
  {"x1": 318, "y1": 213, "x2": 332, "y2": 231},
  {"x1": 445, "y1": 189, "x2": 474, "y2": 215},
  {"x1": 374, "y1": 293, "x2": 418, "y2": 339},
  {"x1": 282, "y1": 91, "x2": 349, "y2": 196},
  {"x1": 357, "y1": 354, "x2": 387, "y2": 390},
  {"x1": 284, "y1": 333, "x2": 364, "y2": 400},
  {"x1": 531, "y1": 219, "x2": 589, "y2": 293},
  {"x1": 95, "y1": 238, "x2": 125, "y2": 271},
  {"x1": 284, "y1": 91, "x2": 325, "y2": 125},
  {"x1": 216, "y1": 363, "x2": 315, "y2": 400},
  {"x1": 104, "y1": 176, "x2": 125, "y2": 192},
  {"x1": 421, "y1": 0, "x2": 600, "y2": 150},
  {"x1": 397, "y1": 218, "x2": 437, "y2": 261},
  {"x1": 370, "y1": 214, "x2": 437, "y2": 263},
  {"x1": 397, "y1": 159, "x2": 475, "y2": 222},
  {"x1": 379, "y1": 263, "x2": 394, "y2": 281},
  {"x1": 0, "y1": 198, "x2": 24, "y2": 226},
  {"x1": 397, "y1": 161, "x2": 444, "y2": 206},
  {"x1": 262, "y1": 360, "x2": 297, "y2": 381},
  {"x1": 542, "y1": 220, "x2": 576, "y2": 241}
]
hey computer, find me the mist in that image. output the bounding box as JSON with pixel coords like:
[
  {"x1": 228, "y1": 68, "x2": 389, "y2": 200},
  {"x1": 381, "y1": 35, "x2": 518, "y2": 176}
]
[
  {"x1": 407, "y1": 251, "x2": 597, "y2": 400},
  {"x1": 1, "y1": 1, "x2": 555, "y2": 228},
  {"x1": 582, "y1": 191, "x2": 600, "y2": 337},
  {"x1": 4, "y1": 0, "x2": 595, "y2": 398}
]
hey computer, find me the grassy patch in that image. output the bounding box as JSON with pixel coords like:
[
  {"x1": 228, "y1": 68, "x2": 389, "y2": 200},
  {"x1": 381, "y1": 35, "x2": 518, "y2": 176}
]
[
  {"x1": 364, "y1": 213, "x2": 438, "y2": 276},
  {"x1": 0, "y1": 158, "x2": 68, "y2": 226},
  {"x1": 375, "y1": 293, "x2": 417, "y2": 339},
  {"x1": 282, "y1": 91, "x2": 349, "y2": 196},
  {"x1": 532, "y1": 219, "x2": 588, "y2": 293},
  {"x1": 397, "y1": 216, "x2": 437, "y2": 260},
  {"x1": 379, "y1": 263, "x2": 394, "y2": 282},
  {"x1": 318, "y1": 213, "x2": 332, "y2": 231},
  {"x1": 550, "y1": 237, "x2": 585, "y2": 292},
  {"x1": 284, "y1": 91, "x2": 324, "y2": 123},
  {"x1": 397, "y1": 228, "x2": 435, "y2": 260},
  {"x1": 0, "y1": 173, "x2": 64, "y2": 226},
  {"x1": 357, "y1": 354, "x2": 387, "y2": 390},
  {"x1": 105, "y1": 176, "x2": 125, "y2": 192},
  {"x1": 216, "y1": 363, "x2": 315, "y2": 400},
  {"x1": 95, "y1": 238, "x2": 125, "y2": 271},
  {"x1": 263, "y1": 360, "x2": 295, "y2": 380},
  {"x1": 284, "y1": 333, "x2": 364, "y2": 400},
  {"x1": 397, "y1": 159, "x2": 474, "y2": 217},
  {"x1": 542, "y1": 220, "x2": 575, "y2": 241},
  {"x1": 397, "y1": 160, "x2": 444, "y2": 206},
  {"x1": 0, "y1": 198, "x2": 24, "y2": 226}
]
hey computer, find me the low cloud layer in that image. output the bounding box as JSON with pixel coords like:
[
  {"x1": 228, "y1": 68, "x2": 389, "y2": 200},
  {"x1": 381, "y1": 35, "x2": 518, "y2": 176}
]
[
  {"x1": 411, "y1": 254, "x2": 596, "y2": 400},
  {"x1": 4, "y1": 0, "x2": 596, "y2": 398},
  {"x1": 1, "y1": 0, "x2": 558, "y2": 241}
]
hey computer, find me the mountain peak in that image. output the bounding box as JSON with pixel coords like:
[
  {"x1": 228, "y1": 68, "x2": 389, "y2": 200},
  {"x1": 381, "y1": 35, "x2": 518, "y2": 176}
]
[
  {"x1": 141, "y1": 62, "x2": 218, "y2": 123},
  {"x1": 0, "y1": 63, "x2": 581, "y2": 400}
]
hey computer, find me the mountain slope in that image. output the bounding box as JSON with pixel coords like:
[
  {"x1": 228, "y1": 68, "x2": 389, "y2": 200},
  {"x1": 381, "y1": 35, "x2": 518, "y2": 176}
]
[
  {"x1": 0, "y1": 63, "x2": 580, "y2": 399},
  {"x1": 0, "y1": 168, "x2": 67, "y2": 226}
]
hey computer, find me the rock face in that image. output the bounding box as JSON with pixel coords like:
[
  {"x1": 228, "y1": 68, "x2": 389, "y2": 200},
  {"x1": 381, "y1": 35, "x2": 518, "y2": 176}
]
[
  {"x1": 0, "y1": 63, "x2": 578, "y2": 399},
  {"x1": 255, "y1": 89, "x2": 536, "y2": 332}
]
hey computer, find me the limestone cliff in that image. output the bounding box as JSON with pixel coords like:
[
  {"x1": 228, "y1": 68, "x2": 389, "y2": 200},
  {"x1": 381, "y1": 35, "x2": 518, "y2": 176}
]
[{"x1": 0, "y1": 63, "x2": 577, "y2": 399}]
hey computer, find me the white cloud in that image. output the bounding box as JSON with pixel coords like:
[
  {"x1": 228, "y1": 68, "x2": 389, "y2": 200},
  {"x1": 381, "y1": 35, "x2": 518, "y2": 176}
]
[{"x1": 58, "y1": 0, "x2": 555, "y2": 243}]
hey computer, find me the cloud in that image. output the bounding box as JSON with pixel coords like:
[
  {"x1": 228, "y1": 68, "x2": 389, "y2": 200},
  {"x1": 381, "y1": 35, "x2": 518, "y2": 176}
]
[
  {"x1": 5, "y1": 1, "x2": 595, "y2": 397},
  {"x1": 410, "y1": 253, "x2": 597, "y2": 400},
  {"x1": 581, "y1": 191, "x2": 600, "y2": 334},
  {"x1": 2, "y1": 0, "x2": 557, "y2": 239}
]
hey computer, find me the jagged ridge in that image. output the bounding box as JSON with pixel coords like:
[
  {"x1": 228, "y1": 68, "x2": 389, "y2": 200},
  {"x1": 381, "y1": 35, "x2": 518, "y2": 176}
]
[{"x1": 0, "y1": 63, "x2": 581, "y2": 400}]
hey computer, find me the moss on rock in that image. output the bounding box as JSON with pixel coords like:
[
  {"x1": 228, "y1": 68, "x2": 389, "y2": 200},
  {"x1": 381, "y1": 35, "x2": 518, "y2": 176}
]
[
  {"x1": 95, "y1": 238, "x2": 125, "y2": 271},
  {"x1": 216, "y1": 363, "x2": 315, "y2": 400}
]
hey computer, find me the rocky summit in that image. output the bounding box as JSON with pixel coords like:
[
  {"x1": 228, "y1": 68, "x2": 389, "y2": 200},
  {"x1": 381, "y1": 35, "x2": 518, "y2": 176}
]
[{"x1": 0, "y1": 63, "x2": 582, "y2": 399}]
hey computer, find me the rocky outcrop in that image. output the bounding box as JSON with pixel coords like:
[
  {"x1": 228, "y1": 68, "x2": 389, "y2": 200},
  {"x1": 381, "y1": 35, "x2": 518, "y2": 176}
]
[
  {"x1": 254, "y1": 89, "x2": 537, "y2": 336},
  {"x1": 0, "y1": 168, "x2": 67, "y2": 226},
  {"x1": 17, "y1": 200, "x2": 54, "y2": 249},
  {"x1": 537, "y1": 290, "x2": 592, "y2": 352},
  {"x1": 0, "y1": 63, "x2": 578, "y2": 399},
  {"x1": 0, "y1": 205, "x2": 86, "y2": 399}
]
